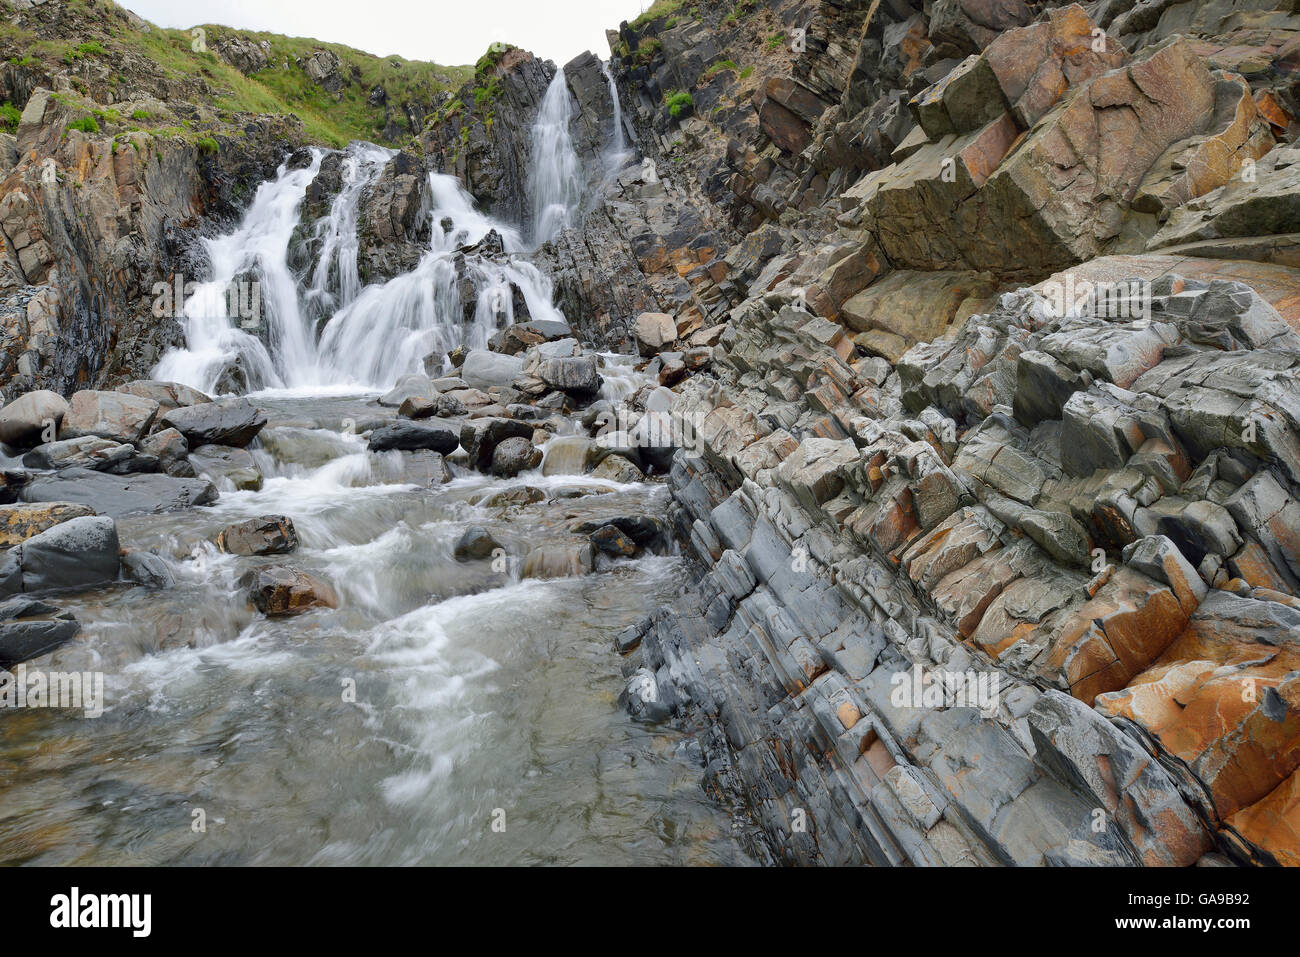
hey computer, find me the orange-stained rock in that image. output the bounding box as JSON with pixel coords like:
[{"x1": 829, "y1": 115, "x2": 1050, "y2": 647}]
[{"x1": 1227, "y1": 769, "x2": 1300, "y2": 866}]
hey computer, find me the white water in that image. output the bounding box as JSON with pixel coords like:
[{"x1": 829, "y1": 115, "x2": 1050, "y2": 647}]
[
  {"x1": 529, "y1": 69, "x2": 584, "y2": 248},
  {"x1": 156, "y1": 151, "x2": 573, "y2": 393},
  {"x1": 600, "y1": 59, "x2": 633, "y2": 175}
]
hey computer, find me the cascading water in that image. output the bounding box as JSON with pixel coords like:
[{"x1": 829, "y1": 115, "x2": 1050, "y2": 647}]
[
  {"x1": 153, "y1": 150, "x2": 326, "y2": 394},
  {"x1": 600, "y1": 59, "x2": 633, "y2": 175},
  {"x1": 529, "y1": 69, "x2": 584, "y2": 248}
]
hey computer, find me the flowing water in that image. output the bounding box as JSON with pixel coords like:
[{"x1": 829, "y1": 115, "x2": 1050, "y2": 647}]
[
  {"x1": 0, "y1": 392, "x2": 755, "y2": 865},
  {"x1": 529, "y1": 69, "x2": 584, "y2": 247}
]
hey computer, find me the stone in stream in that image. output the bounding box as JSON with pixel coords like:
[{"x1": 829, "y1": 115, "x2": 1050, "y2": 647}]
[
  {"x1": 398, "y1": 393, "x2": 465, "y2": 419},
  {"x1": 161, "y1": 398, "x2": 268, "y2": 448},
  {"x1": 9, "y1": 515, "x2": 120, "y2": 594},
  {"x1": 521, "y1": 543, "x2": 595, "y2": 579},
  {"x1": 115, "y1": 379, "x2": 212, "y2": 414},
  {"x1": 188, "y1": 444, "x2": 264, "y2": 492},
  {"x1": 590, "y1": 454, "x2": 645, "y2": 483},
  {"x1": 571, "y1": 515, "x2": 668, "y2": 552},
  {"x1": 0, "y1": 502, "x2": 96, "y2": 547},
  {"x1": 453, "y1": 526, "x2": 502, "y2": 562},
  {"x1": 378, "y1": 373, "x2": 433, "y2": 408},
  {"x1": 461, "y1": 350, "x2": 525, "y2": 391},
  {"x1": 0, "y1": 597, "x2": 81, "y2": 669},
  {"x1": 479, "y1": 486, "x2": 546, "y2": 508},
  {"x1": 367, "y1": 421, "x2": 459, "y2": 454},
  {"x1": 536, "y1": 355, "x2": 602, "y2": 397},
  {"x1": 242, "y1": 566, "x2": 338, "y2": 616},
  {"x1": 459, "y1": 417, "x2": 534, "y2": 471},
  {"x1": 490, "y1": 436, "x2": 542, "y2": 477},
  {"x1": 0, "y1": 390, "x2": 68, "y2": 448},
  {"x1": 23, "y1": 436, "x2": 136, "y2": 472},
  {"x1": 216, "y1": 516, "x2": 299, "y2": 556},
  {"x1": 121, "y1": 550, "x2": 175, "y2": 589},
  {"x1": 59, "y1": 389, "x2": 159, "y2": 444},
  {"x1": 589, "y1": 524, "x2": 639, "y2": 557},
  {"x1": 20, "y1": 468, "x2": 218, "y2": 518},
  {"x1": 140, "y1": 428, "x2": 194, "y2": 477}
]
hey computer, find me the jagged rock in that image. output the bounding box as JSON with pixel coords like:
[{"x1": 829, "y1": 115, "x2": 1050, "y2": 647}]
[
  {"x1": 216, "y1": 516, "x2": 299, "y2": 556},
  {"x1": 0, "y1": 597, "x2": 80, "y2": 668},
  {"x1": 23, "y1": 436, "x2": 136, "y2": 472},
  {"x1": 536, "y1": 355, "x2": 602, "y2": 396},
  {"x1": 140, "y1": 428, "x2": 192, "y2": 477},
  {"x1": 459, "y1": 417, "x2": 533, "y2": 471}
]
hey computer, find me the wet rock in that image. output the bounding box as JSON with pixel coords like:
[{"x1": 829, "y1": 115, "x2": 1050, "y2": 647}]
[
  {"x1": 216, "y1": 516, "x2": 299, "y2": 556},
  {"x1": 590, "y1": 524, "x2": 638, "y2": 557},
  {"x1": 20, "y1": 468, "x2": 218, "y2": 518},
  {"x1": 0, "y1": 390, "x2": 67, "y2": 448},
  {"x1": 541, "y1": 436, "x2": 592, "y2": 476},
  {"x1": 590, "y1": 454, "x2": 645, "y2": 483},
  {"x1": 10, "y1": 515, "x2": 119, "y2": 594},
  {"x1": 0, "y1": 598, "x2": 80, "y2": 669},
  {"x1": 0, "y1": 502, "x2": 96, "y2": 547},
  {"x1": 242, "y1": 565, "x2": 338, "y2": 616},
  {"x1": 121, "y1": 550, "x2": 175, "y2": 589},
  {"x1": 379, "y1": 373, "x2": 433, "y2": 408},
  {"x1": 59, "y1": 390, "x2": 159, "y2": 444},
  {"x1": 162, "y1": 398, "x2": 268, "y2": 448},
  {"x1": 23, "y1": 436, "x2": 136, "y2": 472},
  {"x1": 459, "y1": 417, "x2": 533, "y2": 471},
  {"x1": 490, "y1": 436, "x2": 542, "y2": 477},
  {"x1": 398, "y1": 393, "x2": 464, "y2": 419},
  {"x1": 480, "y1": 486, "x2": 546, "y2": 508},
  {"x1": 453, "y1": 526, "x2": 502, "y2": 562},
  {"x1": 521, "y1": 543, "x2": 595, "y2": 579},
  {"x1": 367, "y1": 421, "x2": 459, "y2": 454},
  {"x1": 188, "y1": 445, "x2": 264, "y2": 492},
  {"x1": 620, "y1": 667, "x2": 674, "y2": 722}
]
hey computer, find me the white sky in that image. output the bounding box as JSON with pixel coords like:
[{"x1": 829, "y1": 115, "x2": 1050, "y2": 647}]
[{"x1": 120, "y1": 0, "x2": 653, "y2": 66}]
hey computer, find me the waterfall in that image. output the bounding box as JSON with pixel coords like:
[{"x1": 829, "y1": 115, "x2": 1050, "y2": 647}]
[
  {"x1": 600, "y1": 59, "x2": 633, "y2": 174},
  {"x1": 529, "y1": 69, "x2": 583, "y2": 248},
  {"x1": 154, "y1": 150, "x2": 326, "y2": 394}
]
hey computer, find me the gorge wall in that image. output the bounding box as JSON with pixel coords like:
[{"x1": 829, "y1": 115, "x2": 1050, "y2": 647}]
[{"x1": 4, "y1": 0, "x2": 1300, "y2": 866}]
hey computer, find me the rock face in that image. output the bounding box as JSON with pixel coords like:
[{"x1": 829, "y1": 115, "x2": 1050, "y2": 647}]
[{"x1": 162, "y1": 399, "x2": 268, "y2": 448}]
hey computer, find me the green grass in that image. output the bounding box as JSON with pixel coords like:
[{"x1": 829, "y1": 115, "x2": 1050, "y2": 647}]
[
  {"x1": 194, "y1": 135, "x2": 219, "y2": 154},
  {"x1": 0, "y1": 0, "x2": 474, "y2": 148},
  {"x1": 630, "y1": 0, "x2": 689, "y2": 30},
  {"x1": 704, "y1": 59, "x2": 739, "y2": 78},
  {"x1": 0, "y1": 101, "x2": 19, "y2": 132},
  {"x1": 66, "y1": 115, "x2": 99, "y2": 134},
  {"x1": 665, "y1": 89, "x2": 693, "y2": 119}
]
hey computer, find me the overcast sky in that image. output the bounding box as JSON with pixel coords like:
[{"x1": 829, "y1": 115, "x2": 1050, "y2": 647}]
[{"x1": 121, "y1": 0, "x2": 652, "y2": 66}]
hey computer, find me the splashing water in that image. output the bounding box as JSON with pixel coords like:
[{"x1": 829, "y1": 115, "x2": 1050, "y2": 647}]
[
  {"x1": 600, "y1": 59, "x2": 633, "y2": 175},
  {"x1": 529, "y1": 69, "x2": 584, "y2": 248}
]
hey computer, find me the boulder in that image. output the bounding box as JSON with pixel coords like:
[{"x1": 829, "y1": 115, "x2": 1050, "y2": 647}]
[
  {"x1": 140, "y1": 428, "x2": 193, "y2": 477},
  {"x1": 633, "y1": 312, "x2": 676, "y2": 356},
  {"x1": 116, "y1": 379, "x2": 212, "y2": 413},
  {"x1": 188, "y1": 444, "x2": 264, "y2": 492},
  {"x1": 23, "y1": 436, "x2": 136, "y2": 472},
  {"x1": 216, "y1": 516, "x2": 300, "y2": 556},
  {"x1": 459, "y1": 417, "x2": 534, "y2": 471},
  {"x1": 0, "y1": 390, "x2": 67, "y2": 448},
  {"x1": 19, "y1": 468, "x2": 218, "y2": 518},
  {"x1": 536, "y1": 356, "x2": 602, "y2": 396},
  {"x1": 453, "y1": 526, "x2": 502, "y2": 562},
  {"x1": 121, "y1": 550, "x2": 175, "y2": 588},
  {"x1": 367, "y1": 421, "x2": 459, "y2": 454},
  {"x1": 162, "y1": 398, "x2": 268, "y2": 448},
  {"x1": 11, "y1": 515, "x2": 120, "y2": 593},
  {"x1": 461, "y1": 350, "x2": 525, "y2": 391},
  {"x1": 0, "y1": 598, "x2": 80, "y2": 668},
  {"x1": 0, "y1": 503, "x2": 96, "y2": 547},
  {"x1": 490, "y1": 436, "x2": 542, "y2": 477},
  {"x1": 59, "y1": 390, "x2": 159, "y2": 444},
  {"x1": 242, "y1": 566, "x2": 338, "y2": 616}
]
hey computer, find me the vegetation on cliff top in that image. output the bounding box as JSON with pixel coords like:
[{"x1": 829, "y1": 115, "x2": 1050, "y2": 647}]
[{"x1": 0, "y1": 0, "x2": 473, "y2": 147}]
